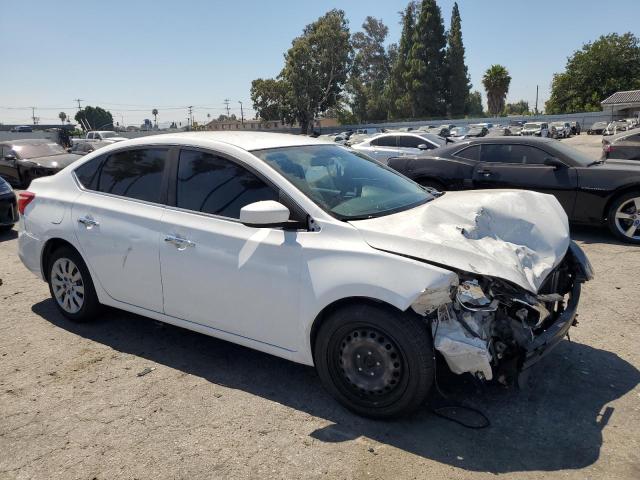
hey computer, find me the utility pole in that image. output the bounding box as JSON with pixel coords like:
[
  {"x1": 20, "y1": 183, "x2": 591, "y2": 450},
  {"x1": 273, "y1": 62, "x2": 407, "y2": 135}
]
[
  {"x1": 187, "y1": 106, "x2": 193, "y2": 129},
  {"x1": 74, "y1": 98, "x2": 83, "y2": 111},
  {"x1": 224, "y1": 99, "x2": 230, "y2": 117},
  {"x1": 238, "y1": 101, "x2": 244, "y2": 125},
  {"x1": 31, "y1": 107, "x2": 37, "y2": 125},
  {"x1": 534, "y1": 85, "x2": 539, "y2": 116}
]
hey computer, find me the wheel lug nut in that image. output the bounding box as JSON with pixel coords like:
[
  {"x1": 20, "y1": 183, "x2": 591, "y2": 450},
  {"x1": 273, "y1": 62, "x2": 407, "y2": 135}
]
[
  {"x1": 356, "y1": 354, "x2": 360, "y2": 359},
  {"x1": 358, "y1": 368, "x2": 362, "y2": 371},
  {"x1": 370, "y1": 372, "x2": 374, "y2": 376},
  {"x1": 367, "y1": 351, "x2": 372, "y2": 355},
  {"x1": 376, "y1": 362, "x2": 380, "y2": 366}
]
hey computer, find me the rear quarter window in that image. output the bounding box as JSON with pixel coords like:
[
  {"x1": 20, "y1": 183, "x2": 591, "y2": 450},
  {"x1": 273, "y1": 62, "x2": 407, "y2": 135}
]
[{"x1": 74, "y1": 155, "x2": 105, "y2": 190}]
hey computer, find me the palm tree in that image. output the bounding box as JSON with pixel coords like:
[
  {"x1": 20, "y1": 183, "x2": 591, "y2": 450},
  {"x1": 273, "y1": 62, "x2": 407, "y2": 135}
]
[
  {"x1": 58, "y1": 112, "x2": 67, "y2": 125},
  {"x1": 152, "y1": 108, "x2": 158, "y2": 128},
  {"x1": 482, "y1": 65, "x2": 511, "y2": 116}
]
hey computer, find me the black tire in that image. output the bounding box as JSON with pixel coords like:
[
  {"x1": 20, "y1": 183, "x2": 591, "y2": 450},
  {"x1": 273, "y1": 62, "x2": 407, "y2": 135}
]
[
  {"x1": 607, "y1": 191, "x2": 640, "y2": 244},
  {"x1": 314, "y1": 303, "x2": 434, "y2": 419},
  {"x1": 0, "y1": 224, "x2": 14, "y2": 233},
  {"x1": 46, "y1": 246, "x2": 102, "y2": 322},
  {"x1": 417, "y1": 178, "x2": 445, "y2": 192}
]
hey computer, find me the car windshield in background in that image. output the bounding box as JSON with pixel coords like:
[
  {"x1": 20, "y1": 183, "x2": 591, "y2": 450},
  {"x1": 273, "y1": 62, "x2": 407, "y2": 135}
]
[
  {"x1": 253, "y1": 144, "x2": 433, "y2": 220},
  {"x1": 523, "y1": 123, "x2": 540, "y2": 129},
  {"x1": 12, "y1": 142, "x2": 66, "y2": 159}
]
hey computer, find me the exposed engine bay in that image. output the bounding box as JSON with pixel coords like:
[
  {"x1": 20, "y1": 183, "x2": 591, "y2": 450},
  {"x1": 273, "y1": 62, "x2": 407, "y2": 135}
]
[{"x1": 411, "y1": 242, "x2": 593, "y2": 383}]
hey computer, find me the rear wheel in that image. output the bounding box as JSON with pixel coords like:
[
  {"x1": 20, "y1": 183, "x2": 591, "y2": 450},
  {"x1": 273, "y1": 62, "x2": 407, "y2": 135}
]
[
  {"x1": 0, "y1": 225, "x2": 13, "y2": 233},
  {"x1": 47, "y1": 246, "x2": 102, "y2": 321},
  {"x1": 607, "y1": 192, "x2": 640, "y2": 244},
  {"x1": 314, "y1": 303, "x2": 434, "y2": 418}
]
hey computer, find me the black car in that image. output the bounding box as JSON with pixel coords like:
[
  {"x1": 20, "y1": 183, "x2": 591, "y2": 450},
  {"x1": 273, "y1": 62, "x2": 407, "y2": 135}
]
[
  {"x1": 0, "y1": 176, "x2": 18, "y2": 233},
  {"x1": 0, "y1": 139, "x2": 82, "y2": 188},
  {"x1": 602, "y1": 130, "x2": 640, "y2": 160},
  {"x1": 387, "y1": 137, "x2": 640, "y2": 243}
]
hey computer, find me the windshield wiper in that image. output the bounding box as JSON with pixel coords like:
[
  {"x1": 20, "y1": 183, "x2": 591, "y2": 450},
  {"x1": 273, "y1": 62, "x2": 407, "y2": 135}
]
[{"x1": 587, "y1": 159, "x2": 606, "y2": 167}]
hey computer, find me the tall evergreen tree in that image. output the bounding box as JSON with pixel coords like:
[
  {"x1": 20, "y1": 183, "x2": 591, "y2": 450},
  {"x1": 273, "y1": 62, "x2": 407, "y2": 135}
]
[
  {"x1": 406, "y1": 0, "x2": 447, "y2": 117},
  {"x1": 385, "y1": 2, "x2": 416, "y2": 119},
  {"x1": 444, "y1": 2, "x2": 470, "y2": 117}
]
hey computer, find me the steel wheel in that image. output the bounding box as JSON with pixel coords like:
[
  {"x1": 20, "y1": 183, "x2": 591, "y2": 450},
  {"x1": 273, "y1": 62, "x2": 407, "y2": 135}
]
[
  {"x1": 338, "y1": 327, "x2": 404, "y2": 398},
  {"x1": 613, "y1": 196, "x2": 640, "y2": 241},
  {"x1": 50, "y1": 258, "x2": 85, "y2": 314}
]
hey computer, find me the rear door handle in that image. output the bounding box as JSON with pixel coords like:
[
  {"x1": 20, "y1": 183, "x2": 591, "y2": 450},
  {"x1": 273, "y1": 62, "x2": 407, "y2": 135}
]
[
  {"x1": 164, "y1": 235, "x2": 196, "y2": 250},
  {"x1": 78, "y1": 216, "x2": 99, "y2": 228}
]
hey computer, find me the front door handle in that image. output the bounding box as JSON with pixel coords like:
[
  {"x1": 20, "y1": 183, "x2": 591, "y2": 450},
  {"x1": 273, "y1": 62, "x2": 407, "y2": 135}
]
[
  {"x1": 78, "y1": 216, "x2": 99, "y2": 229},
  {"x1": 477, "y1": 169, "x2": 492, "y2": 177},
  {"x1": 164, "y1": 235, "x2": 196, "y2": 250}
]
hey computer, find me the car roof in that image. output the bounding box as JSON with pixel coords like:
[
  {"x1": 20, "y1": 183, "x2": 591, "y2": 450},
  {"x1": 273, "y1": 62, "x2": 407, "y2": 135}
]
[{"x1": 78, "y1": 132, "x2": 331, "y2": 152}]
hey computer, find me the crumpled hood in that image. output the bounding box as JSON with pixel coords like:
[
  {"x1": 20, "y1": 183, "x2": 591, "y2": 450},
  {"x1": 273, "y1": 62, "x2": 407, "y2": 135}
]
[
  {"x1": 349, "y1": 189, "x2": 570, "y2": 293},
  {"x1": 26, "y1": 153, "x2": 82, "y2": 169}
]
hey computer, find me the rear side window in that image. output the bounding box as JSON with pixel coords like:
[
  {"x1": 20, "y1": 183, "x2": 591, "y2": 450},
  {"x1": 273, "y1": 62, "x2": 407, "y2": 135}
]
[
  {"x1": 371, "y1": 136, "x2": 397, "y2": 147},
  {"x1": 455, "y1": 145, "x2": 480, "y2": 161},
  {"x1": 176, "y1": 149, "x2": 278, "y2": 219},
  {"x1": 480, "y1": 144, "x2": 549, "y2": 164},
  {"x1": 74, "y1": 156, "x2": 105, "y2": 190},
  {"x1": 97, "y1": 148, "x2": 167, "y2": 203}
]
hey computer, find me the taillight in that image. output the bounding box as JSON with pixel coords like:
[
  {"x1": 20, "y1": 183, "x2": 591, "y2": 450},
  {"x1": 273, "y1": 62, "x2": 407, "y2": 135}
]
[{"x1": 18, "y1": 191, "x2": 35, "y2": 215}]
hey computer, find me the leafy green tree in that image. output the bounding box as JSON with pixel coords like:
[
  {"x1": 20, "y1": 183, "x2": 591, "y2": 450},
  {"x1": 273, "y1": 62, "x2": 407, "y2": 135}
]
[
  {"x1": 58, "y1": 112, "x2": 67, "y2": 124},
  {"x1": 482, "y1": 65, "x2": 511, "y2": 116},
  {"x1": 406, "y1": 0, "x2": 447, "y2": 117},
  {"x1": 444, "y1": 2, "x2": 470, "y2": 117},
  {"x1": 348, "y1": 17, "x2": 390, "y2": 122},
  {"x1": 74, "y1": 106, "x2": 113, "y2": 130},
  {"x1": 465, "y1": 90, "x2": 484, "y2": 116},
  {"x1": 280, "y1": 9, "x2": 352, "y2": 133},
  {"x1": 385, "y1": 2, "x2": 417, "y2": 119},
  {"x1": 503, "y1": 100, "x2": 529, "y2": 115},
  {"x1": 250, "y1": 78, "x2": 294, "y2": 123},
  {"x1": 546, "y1": 33, "x2": 640, "y2": 114}
]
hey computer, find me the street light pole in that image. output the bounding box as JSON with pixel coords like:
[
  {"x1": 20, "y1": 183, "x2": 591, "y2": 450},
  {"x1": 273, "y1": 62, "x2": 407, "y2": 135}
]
[{"x1": 238, "y1": 101, "x2": 244, "y2": 125}]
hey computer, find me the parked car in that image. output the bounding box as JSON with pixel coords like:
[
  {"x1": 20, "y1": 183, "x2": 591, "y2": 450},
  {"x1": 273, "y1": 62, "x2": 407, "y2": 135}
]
[
  {"x1": 570, "y1": 121, "x2": 581, "y2": 135},
  {"x1": 520, "y1": 122, "x2": 550, "y2": 137},
  {"x1": 70, "y1": 140, "x2": 111, "y2": 156},
  {"x1": 624, "y1": 118, "x2": 638, "y2": 129},
  {"x1": 10, "y1": 125, "x2": 33, "y2": 133},
  {"x1": 449, "y1": 125, "x2": 488, "y2": 140},
  {"x1": 602, "y1": 130, "x2": 640, "y2": 160},
  {"x1": 587, "y1": 121, "x2": 608, "y2": 135},
  {"x1": 603, "y1": 121, "x2": 628, "y2": 136},
  {"x1": 79, "y1": 130, "x2": 128, "y2": 144},
  {"x1": 17, "y1": 132, "x2": 593, "y2": 418},
  {"x1": 351, "y1": 132, "x2": 446, "y2": 163},
  {"x1": 550, "y1": 121, "x2": 572, "y2": 138},
  {"x1": 0, "y1": 139, "x2": 83, "y2": 188},
  {"x1": 387, "y1": 136, "x2": 640, "y2": 243},
  {"x1": 0, "y1": 176, "x2": 18, "y2": 232}
]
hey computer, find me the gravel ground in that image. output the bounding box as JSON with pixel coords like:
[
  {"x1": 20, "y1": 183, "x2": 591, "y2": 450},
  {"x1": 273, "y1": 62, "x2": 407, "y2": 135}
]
[{"x1": 1, "y1": 134, "x2": 639, "y2": 479}]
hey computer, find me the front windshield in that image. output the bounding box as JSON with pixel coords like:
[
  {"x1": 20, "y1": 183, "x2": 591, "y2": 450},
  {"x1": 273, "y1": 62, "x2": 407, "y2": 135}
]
[
  {"x1": 523, "y1": 123, "x2": 540, "y2": 129},
  {"x1": 12, "y1": 142, "x2": 65, "y2": 159},
  {"x1": 254, "y1": 145, "x2": 433, "y2": 220}
]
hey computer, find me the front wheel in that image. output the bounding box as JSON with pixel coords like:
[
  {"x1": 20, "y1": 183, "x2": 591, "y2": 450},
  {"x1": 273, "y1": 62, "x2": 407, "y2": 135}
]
[
  {"x1": 607, "y1": 192, "x2": 640, "y2": 244},
  {"x1": 314, "y1": 304, "x2": 434, "y2": 418},
  {"x1": 47, "y1": 246, "x2": 102, "y2": 321}
]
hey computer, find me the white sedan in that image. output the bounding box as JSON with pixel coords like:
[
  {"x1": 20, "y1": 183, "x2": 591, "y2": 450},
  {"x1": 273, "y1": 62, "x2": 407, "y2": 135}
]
[
  {"x1": 351, "y1": 132, "x2": 446, "y2": 164},
  {"x1": 17, "y1": 132, "x2": 592, "y2": 418}
]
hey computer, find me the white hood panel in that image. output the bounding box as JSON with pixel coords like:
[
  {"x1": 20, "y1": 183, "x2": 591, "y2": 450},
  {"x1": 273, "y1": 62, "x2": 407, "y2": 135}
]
[{"x1": 350, "y1": 190, "x2": 570, "y2": 293}]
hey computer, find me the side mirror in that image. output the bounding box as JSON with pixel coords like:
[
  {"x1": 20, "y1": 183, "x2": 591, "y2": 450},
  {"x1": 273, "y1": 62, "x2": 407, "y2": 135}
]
[
  {"x1": 240, "y1": 200, "x2": 290, "y2": 228},
  {"x1": 544, "y1": 157, "x2": 566, "y2": 169},
  {"x1": 417, "y1": 144, "x2": 429, "y2": 150}
]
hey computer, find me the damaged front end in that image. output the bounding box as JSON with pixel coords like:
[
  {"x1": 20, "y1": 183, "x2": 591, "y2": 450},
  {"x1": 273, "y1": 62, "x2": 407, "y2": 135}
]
[{"x1": 411, "y1": 241, "x2": 594, "y2": 384}]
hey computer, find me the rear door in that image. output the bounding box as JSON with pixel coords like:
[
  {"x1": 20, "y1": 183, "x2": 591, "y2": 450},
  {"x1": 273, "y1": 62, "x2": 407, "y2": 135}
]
[
  {"x1": 472, "y1": 143, "x2": 578, "y2": 214},
  {"x1": 369, "y1": 136, "x2": 400, "y2": 163},
  {"x1": 72, "y1": 147, "x2": 170, "y2": 312}
]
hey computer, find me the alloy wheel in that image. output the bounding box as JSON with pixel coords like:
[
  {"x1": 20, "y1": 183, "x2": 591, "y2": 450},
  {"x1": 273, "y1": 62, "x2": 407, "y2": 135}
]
[
  {"x1": 51, "y1": 258, "x2": 85, "y2": 314},
  {"x1": 614, "y1": 197, "x2": 640, "y2": 240}
]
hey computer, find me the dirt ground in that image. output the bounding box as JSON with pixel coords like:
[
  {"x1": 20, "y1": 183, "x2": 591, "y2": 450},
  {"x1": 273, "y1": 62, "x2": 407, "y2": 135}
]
[{"x1": 1, "y1": 134, "x2": 639, "y2": 479}]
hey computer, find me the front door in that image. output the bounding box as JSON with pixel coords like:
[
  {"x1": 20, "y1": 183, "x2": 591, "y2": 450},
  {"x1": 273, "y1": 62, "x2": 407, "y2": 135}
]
[
  {"x1": 472, "y1": 143, "x2": 578, "y2": 215},
  {"x1": 72, "y1": 147, "x2": 169, "y2": 312},
  {"x1": 159, "y1": 148, "x2": 304, "y2": 350},
  {"x1": 369, "y1": 136, "x2": 400, "y2": 164}
]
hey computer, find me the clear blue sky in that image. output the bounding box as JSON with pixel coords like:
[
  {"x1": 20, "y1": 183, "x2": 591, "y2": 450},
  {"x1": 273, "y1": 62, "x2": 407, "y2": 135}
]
[{"x1": 1, "y1": 0, "x2": 638, "y2": 126}]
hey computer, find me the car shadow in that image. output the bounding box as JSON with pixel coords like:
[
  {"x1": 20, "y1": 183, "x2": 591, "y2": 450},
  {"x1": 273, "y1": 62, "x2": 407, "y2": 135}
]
[
  {"x1": 570, "y1": 225, "x2": 630, "y2": 246},
  {"x1": 0, "y1": 226, "x2": 18, "y2": 242},
  {"x1": 32, "y1": 299, "x2": 639, "y2": 474}
]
